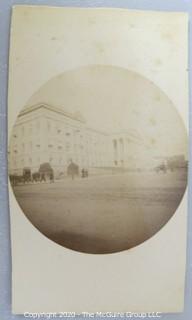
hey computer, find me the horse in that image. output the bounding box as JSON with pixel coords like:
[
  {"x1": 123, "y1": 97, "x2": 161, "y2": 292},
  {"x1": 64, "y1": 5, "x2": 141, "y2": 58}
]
[{"x1": 32, "y1": 172, "x2": 40, "y2": 182}]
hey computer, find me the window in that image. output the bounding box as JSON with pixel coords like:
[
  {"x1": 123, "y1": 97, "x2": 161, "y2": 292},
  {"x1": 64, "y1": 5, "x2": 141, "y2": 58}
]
[
  {"x1": 29, "y1": 126, "x2": 32, "y2": 134},
  {"x1": 36, "y1": 121, "x2": 40, "y2": 130},
  {"x1": 66, "y1": 143, "x2": 70, "y2": 151},
  {"x1": 47, "y1": 121, "x2": 51, "y2": 132}
]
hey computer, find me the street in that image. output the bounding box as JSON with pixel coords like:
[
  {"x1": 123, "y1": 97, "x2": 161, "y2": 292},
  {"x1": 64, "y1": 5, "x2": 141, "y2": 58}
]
[{"x1": 12, "y1": 170, "x2": 187, "y2": 254}]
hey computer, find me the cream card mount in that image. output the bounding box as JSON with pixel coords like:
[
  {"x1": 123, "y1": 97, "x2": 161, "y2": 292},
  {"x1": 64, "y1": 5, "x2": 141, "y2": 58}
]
[{"x1": 8, "y1": 6, "x2": 188, "y2": 313}]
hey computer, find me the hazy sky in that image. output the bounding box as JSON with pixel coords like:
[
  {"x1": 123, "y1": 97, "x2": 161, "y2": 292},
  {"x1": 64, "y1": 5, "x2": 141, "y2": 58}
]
[{"x1": 26, "y1": 65, "x2": 187, "y2": 158}]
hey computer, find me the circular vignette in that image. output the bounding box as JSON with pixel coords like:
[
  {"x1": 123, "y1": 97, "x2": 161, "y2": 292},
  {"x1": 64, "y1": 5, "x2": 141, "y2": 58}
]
[{"x1": 9, "y1": 65, "x2": 188, "y2": 254}]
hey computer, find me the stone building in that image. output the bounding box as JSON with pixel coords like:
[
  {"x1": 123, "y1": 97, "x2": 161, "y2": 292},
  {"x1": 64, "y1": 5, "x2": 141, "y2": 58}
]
[
  {"x1": 8, "y1": 103, "x2": 150, "y2": 176},
  {"x1": 8, "y1": 104, "x2": 113, "y2": 176}
]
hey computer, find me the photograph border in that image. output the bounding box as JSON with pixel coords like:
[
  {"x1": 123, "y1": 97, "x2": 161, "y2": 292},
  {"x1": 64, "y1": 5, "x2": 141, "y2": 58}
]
[{"x1": 0, "y1": 1, "x2": 191, "y2": 319}]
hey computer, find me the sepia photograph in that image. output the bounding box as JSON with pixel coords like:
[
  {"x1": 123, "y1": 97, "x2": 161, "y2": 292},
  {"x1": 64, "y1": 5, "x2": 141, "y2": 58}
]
[
  {"x1": 7, "y1": 5, "x2": 189, "y2": 313},
  {"x1": 8, "y1": 65, "x2": 188, "y2": 254}
]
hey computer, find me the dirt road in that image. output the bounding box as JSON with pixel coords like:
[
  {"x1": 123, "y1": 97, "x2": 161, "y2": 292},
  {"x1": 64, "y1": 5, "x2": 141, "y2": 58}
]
[{"x1": 13, "y1": 170, "x2": 187, "y2": 254}]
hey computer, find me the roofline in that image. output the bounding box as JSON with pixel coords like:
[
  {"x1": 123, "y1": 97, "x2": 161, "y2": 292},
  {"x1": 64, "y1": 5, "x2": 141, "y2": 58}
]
[{"x1": 18, "y1": 103, "x2": 86, "y2": 123}]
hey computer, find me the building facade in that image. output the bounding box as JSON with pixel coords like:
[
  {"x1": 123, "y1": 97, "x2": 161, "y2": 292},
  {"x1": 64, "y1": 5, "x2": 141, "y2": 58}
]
[{"x1": 8, "y1": 103, "x2": 150, "y2": 176}]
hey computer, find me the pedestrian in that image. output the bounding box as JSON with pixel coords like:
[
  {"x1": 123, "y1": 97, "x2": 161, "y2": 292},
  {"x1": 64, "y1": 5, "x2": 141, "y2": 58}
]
[{"x1": 50, "y1": 171, "x2": 54, "y2": 183}]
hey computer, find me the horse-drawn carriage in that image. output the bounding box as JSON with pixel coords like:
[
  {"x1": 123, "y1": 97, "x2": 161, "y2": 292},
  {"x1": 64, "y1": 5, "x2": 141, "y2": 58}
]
[
  {"x1": 9, "y1": 163, "x2": 54, "y2": 185},
  {"x1": 154, "y1": 163, "x2": 167, "y2": 174},
  {"x1": 38, "y1": 162, "x2": 54, "y2": 182},
  {"x1": 9, "y1": 167, "x2": 32, "y2": 185},
  {"x1": 154, "y1": 156, "x2": 188, "y2": 174},
  {"x1": 23, "y1": 167, "x2": 32, "y2": 182},
  {"x1": 67, "y1": 161, "x2": 79, "y2": 179}
]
